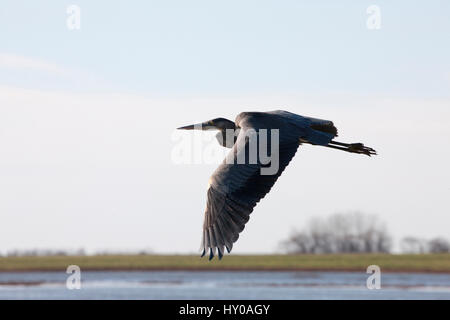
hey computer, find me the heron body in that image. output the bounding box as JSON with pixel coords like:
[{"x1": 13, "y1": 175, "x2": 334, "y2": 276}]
[{"x1": 178, "y1": 110, "x2": 376, "y2": 260}]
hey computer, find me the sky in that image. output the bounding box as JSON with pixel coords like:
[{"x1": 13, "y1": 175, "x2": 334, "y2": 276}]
[{"x1": 0, "y1": 1, "x2": 449, "y2": 254}]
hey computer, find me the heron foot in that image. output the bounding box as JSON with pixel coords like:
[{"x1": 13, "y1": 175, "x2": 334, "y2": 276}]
[
  {"x1": 348, "y1": 143, "x2": 377, "y2": 156},
  {"x1": 327, "y1": 141, "x2": 377, "y2": 156}
]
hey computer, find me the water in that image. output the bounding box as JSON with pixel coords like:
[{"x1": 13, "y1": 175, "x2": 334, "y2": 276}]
[{"x1": 0, "y1": 270, "x2": 449, "y2": 299}]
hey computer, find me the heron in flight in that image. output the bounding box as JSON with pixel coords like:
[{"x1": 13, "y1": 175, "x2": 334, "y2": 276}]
[{"x1": 178, "y1": 110, "x2": 376, "y2": 260}]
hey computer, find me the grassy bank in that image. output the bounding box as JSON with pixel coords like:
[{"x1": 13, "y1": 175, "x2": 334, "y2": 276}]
[{"x1": 0, "y1": 254, "x2": 449, "y2": 273}]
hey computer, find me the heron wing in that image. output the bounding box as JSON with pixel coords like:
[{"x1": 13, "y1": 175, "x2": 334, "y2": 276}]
[{"x1": 201, "y1": 114, "x2": 302, "y2": 259}]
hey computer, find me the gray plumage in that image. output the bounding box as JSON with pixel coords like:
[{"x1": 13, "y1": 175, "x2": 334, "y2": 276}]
[{"x1": 177, "y1": 110, "x2": 376, "y2": 260}]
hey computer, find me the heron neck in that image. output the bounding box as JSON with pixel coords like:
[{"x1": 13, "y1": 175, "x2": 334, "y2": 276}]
[{"x1": 216, "y1": 128, "x2": 238, "y2": 148}]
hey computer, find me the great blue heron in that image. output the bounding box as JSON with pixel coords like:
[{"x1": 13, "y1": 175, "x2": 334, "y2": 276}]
[{"x1": 177, "y1": 110, "x2": 376, "y2": 260}]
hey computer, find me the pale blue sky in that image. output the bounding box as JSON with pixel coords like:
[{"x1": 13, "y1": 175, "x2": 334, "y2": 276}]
[
  {"x1": 1, "y1": 1, "x2": 449, "y2": 96},
  {"x1": 0, "y1": 1, "x2": 449, "y2": 254}
]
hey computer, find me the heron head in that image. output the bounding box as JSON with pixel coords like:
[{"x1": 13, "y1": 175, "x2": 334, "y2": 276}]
[{"x1": 177, "y1": 118, "x2": 235, "y2": 131}]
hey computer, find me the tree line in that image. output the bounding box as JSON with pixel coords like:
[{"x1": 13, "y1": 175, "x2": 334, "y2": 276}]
[{"x1": 281, "y1": 212, "x2": 449, "y2": 254}]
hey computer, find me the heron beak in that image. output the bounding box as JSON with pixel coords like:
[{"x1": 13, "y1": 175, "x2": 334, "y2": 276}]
[
  {"x1": 177, "y1": 121, "x2": 215, "y2": 130},
  {"x1": 177, "y1": 124, "x2": 197, "y2": 130}
]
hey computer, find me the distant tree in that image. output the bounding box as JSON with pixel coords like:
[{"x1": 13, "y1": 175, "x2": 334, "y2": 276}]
[
  {"x1": 428, "y1": 237, "x2": 450, "y2": 253},
  {"x1": 5, "y1": 248, "x2": 86, "y2": 257},
  {"x1": 400, "y1": 236, "x2": 450, "y2": 254},
  {"x1": 400, "y1": 237, "x2": 428, "y2": 254},
  {"x1": 281, "y1": 212, "x2": 392, "y2": 254}
]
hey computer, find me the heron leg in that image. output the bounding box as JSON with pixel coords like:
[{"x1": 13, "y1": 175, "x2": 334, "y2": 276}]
[{"x1": 327, "y1": 140, "x2": 377, "y2": 156}]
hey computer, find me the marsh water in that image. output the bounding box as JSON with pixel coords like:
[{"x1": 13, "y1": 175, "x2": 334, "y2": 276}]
[{"x1": 0, "y1": 270, "x2": 449, "y2": 300}]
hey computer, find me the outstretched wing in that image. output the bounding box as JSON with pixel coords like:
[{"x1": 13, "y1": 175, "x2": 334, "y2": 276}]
[{"x1": 200, "y1": 113, "x2": 303, "y2": 260}]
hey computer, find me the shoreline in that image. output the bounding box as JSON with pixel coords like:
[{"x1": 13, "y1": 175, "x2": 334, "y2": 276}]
[
  {"x1": 1, "y1": 267, "x2": 450, "y2": 274},
  {"x1": 1, "y1": 254, "x2": 449, "y2": 274}
]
